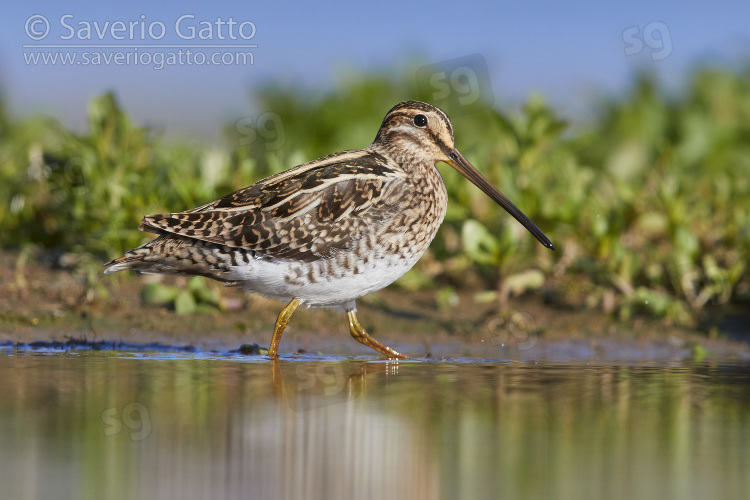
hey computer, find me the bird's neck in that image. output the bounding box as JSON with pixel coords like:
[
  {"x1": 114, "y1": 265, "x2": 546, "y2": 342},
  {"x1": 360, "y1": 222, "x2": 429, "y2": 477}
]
[{"x1": 367, "y1": 140, "x2": 435, "y2": 174}]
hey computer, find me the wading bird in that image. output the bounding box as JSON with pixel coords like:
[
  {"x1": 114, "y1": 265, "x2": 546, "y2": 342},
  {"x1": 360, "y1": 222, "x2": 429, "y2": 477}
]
[{"x1": 104, "y1": 101, "x2": 554, "y2": 359}]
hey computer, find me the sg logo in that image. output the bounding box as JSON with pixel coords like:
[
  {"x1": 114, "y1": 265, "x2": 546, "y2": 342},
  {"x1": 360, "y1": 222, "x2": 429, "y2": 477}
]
[
  {"x1": 236, "y1": 111, "x2": 286, "y2": 151},
  {"x1": 486, "y1": 311, "x2": 538, "y2": 351},
  {"x1": 416, "y1": 54, "x2": 494, "y2": 115},
  {"x1": 101, "y1": 402, "x2": 152, "y2": 441},
  {"x1": 623, "y1": 21, "x2": 673, "y2": 61}
]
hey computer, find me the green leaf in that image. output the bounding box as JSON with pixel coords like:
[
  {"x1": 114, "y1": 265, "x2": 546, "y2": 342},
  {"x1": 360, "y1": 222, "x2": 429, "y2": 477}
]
[
  {"x1": 188, "y1": 276, "x2": 206, "y2": 293},
  {"x1": 174, "y1": 290, "x2": 197, "y2": 315},
  {"x1": 461, "y1": 219, "x2": 499, "y2": 265},
  {"x1": 140, "y1": 283, "x2": 179, "y2": 305},
  {"x1": 502, "y1": 269, "x2": 545, "y2": 296}
]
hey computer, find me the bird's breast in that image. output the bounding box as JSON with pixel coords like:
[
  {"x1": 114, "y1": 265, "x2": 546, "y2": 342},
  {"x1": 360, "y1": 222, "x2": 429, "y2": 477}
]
[{"x1": 373, "y1": 164, "x2": 448, "y2": 259}]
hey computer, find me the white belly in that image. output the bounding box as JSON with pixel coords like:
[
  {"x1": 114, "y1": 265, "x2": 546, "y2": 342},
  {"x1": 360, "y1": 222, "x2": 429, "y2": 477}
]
[{"x1": 227, "y1": 252, "x2": 421, "y2": 309}]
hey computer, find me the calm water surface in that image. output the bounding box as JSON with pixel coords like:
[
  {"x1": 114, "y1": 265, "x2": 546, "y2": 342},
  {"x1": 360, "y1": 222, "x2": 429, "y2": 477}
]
[{"x1": 1, "y1": 349, "x2": 748, "y2": 500}]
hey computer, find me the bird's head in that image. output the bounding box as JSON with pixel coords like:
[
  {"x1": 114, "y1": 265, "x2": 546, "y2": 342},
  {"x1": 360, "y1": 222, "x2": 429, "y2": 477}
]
[{"x1": 373, "y1": 101, "x2": 554, "y2": 250}]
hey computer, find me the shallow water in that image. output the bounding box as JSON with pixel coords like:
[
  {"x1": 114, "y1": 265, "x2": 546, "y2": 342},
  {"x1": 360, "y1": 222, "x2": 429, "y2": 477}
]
[{"x1": 1, "y1": 348, "x2": 749, "y2": 500}]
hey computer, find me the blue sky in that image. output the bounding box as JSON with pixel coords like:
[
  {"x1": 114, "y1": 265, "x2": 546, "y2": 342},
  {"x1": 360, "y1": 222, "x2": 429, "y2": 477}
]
[{"x1": 2, "y1": 0, "x2": 748, "y2": 141}]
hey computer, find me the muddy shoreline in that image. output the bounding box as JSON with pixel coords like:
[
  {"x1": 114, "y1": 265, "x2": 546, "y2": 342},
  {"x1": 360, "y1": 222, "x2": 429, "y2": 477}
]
[{"x1": 2, "y1": 251, "x2": 748, "y2": 362}]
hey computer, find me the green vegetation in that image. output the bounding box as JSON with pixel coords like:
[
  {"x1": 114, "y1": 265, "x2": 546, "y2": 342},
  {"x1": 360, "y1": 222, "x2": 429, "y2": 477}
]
[
  {"x1": 1, "y1": 67, "x2": 748, "y2": 326},
  {"x1": 141, "y1": 277, "x2": 222, "y2": 315}
]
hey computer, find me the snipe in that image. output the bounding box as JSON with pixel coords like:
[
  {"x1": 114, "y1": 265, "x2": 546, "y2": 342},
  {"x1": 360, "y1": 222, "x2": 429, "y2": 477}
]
[{"x1": 104, "y1": 101, "x2": 554, "y2": 359}]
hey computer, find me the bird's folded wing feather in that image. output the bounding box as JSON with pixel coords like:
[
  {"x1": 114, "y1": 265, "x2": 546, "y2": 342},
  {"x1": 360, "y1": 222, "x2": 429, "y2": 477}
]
[{"x1": 138, "y1": 150, "x2": 405, "y2": 262}]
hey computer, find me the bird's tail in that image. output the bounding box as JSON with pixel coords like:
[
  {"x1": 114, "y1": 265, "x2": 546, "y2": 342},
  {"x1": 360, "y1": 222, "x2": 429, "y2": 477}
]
[
  {"x1": 103, "y1": 233, "x2": 241, "y2": 284},
  {"x1": 103, "y1": 237, "x2": 164, "y2": 274}
]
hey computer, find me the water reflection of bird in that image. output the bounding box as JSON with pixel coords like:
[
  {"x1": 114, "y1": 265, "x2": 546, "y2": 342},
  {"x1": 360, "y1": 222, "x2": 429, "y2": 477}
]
[{"x1": 104, "y1": 101, "x2": 554, "y2": 359}]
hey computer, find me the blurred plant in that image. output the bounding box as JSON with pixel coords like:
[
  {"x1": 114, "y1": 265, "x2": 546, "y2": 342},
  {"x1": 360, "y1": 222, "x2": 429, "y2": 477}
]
[
  {"x1": 140, "y1": 277, "x2": 222, "y2": 315},
  {"x1": 0, "y1": 92, "x2": 244, "y2": 258},
  {"x1": 1, "y1": 66, "x2": 748, "y2": 326}
]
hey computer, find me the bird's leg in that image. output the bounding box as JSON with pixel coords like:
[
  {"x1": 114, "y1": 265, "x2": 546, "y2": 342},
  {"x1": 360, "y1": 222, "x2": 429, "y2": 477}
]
[
  {"x1": 347, "y1": 309, "x2": 409, "y2": 360},
  {"x1": 268, "y1": 298, "x2": 300, "y2": 358}
]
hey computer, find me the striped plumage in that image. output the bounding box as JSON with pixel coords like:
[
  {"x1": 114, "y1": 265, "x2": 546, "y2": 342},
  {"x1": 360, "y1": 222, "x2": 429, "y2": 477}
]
[{"x1": 104, "y1": 101, "x2": 553, "y2": 359}]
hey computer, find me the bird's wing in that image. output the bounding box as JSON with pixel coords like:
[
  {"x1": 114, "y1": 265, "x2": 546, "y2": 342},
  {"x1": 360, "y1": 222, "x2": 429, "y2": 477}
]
[{"x1": 139, "y1": 149, "x2": 406, "y2": 262}]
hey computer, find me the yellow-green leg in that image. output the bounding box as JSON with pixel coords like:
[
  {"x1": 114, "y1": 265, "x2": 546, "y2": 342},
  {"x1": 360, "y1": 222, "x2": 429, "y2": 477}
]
[
  {"x1": 347, "y1": 310, "x2": 409, "y2": 360},
  {"x1": 268, "y1": 298, "x2": 300, "y2": 358}
]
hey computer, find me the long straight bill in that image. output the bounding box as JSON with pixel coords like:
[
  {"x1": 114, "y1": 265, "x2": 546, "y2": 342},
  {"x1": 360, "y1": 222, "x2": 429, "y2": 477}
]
[{"x1": 447, "y1": 149, "x2": 555, "y2": 250}]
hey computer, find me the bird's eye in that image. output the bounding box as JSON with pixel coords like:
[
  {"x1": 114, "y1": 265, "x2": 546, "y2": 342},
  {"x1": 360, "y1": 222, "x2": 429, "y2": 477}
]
[{"x1": 413, "y1": 114, "x2": 428, "y2": 127}]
